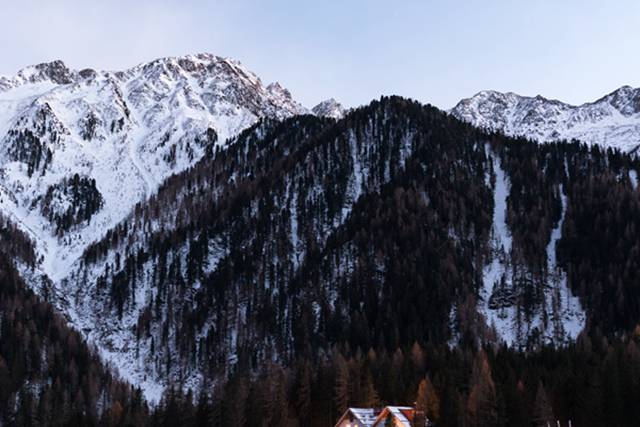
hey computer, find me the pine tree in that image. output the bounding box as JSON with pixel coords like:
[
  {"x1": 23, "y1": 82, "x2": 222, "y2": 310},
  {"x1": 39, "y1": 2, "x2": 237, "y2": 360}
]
[
  {"x1": 361, "y1": 368, "x2": 381, "y2": 407},
  {"x1": 224, "y1": 376, "x2": 248, "y2": 427},
  {"x1": 532, "y1": 382, "x2": 554, "y2": 427},
  {"x1": 295, "y1": 361, "x2": 312, "y2": 426},
  {"x1": 411, "y1": 341, "x2": 426, "y2": 376},
  {"x1": 416, "y1": 376, "x2": 440, "y2": 423},
  {"x1": 467, "y1": 350, "x2": 498, "y2": 427},
  {"x1": 334, "y1": 354, "x2": 350, "y2": 416}
]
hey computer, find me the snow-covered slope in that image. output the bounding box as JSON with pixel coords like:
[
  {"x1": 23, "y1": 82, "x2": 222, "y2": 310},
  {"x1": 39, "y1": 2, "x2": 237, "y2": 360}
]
[
  {"x1": 312, "y1": 98, "x2": 346, "y2": 119},
  {"x1": 0, "y1": 53, "x2": 307, "y2": 281},
  {"x1": 479, "y1": 151, "x2": 584, "y2": 346},
  {"x1": 451, "y1": 86, "x2": 640, "y2": 152}
]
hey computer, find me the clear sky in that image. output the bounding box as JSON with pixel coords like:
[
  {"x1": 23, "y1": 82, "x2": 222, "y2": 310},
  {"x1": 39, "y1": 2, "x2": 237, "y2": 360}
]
[{"x1": 2, "y1": 0, "x2": 639, "y2": 109}]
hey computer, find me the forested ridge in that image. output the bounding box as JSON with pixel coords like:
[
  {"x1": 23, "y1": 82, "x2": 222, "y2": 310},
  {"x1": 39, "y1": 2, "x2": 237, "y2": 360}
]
[
  {"x1": 148, "y1": 334, "x2": 640, "y2": 427},
  {"x1": 4, "y1": 97, "x2": 640, "y2": 425},
  {"x1": 0, "y1": 220, "x2": 148, "y2": 426}
]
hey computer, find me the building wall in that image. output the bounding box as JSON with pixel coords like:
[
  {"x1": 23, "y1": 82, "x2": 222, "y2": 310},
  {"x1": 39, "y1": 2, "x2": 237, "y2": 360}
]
[
  {"x1": 336, "y1": 418, "x2": 368, "y2": 427},
  {"x1": 372, "y1": 413, "x2": 403, "y2": 427}
]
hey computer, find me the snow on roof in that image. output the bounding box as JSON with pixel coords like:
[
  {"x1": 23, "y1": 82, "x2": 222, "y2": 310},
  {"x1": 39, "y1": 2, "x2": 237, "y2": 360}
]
[
  {"x1": 384, "y1": 406, "x2": 414, "y2": 427},
  {"x1": 337, "y1": 406, "x2": 417, "y2": 427},
  {"x1": 349, "y1": 408, "x2": 378, "y2": 426}
]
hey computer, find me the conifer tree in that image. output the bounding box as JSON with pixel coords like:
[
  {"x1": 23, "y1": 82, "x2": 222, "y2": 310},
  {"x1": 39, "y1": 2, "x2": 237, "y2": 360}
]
[
  {"x1": 532, "y1": 382, "x2": 554, "y2": 427},
  {"x1": 467, "y1": 350, "x2": 498, "y2": 427},
  {"x1": 334, "y1": 354, "x2": 350, "y2": 416},
  {"x1": 295, "y1": 361, "x2": 312, "y2": 426},
  {"x1": 361, "y1": 369, "x2": 381, "y2": 408},
  {"x1": 416, "y1": 376, "x2": 440, "y2": 423}
]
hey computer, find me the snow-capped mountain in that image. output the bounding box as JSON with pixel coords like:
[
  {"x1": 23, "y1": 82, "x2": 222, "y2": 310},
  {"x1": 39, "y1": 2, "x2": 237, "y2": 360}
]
[
  {"x1": 3, "y1": 53, "x2": 637, "y2": 407},
  {"x1": 312, "y1": 98, "x2": 346, "y2": 119},
  {"x1": 0, "y1": 53, "x2": 307, "y2": 282},
  {"x1": 451, "y1": 86, "x2": 640, "y2": 152}
]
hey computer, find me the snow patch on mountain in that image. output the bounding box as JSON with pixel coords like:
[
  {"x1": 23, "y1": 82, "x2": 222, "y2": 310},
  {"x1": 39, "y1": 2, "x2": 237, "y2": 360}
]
[
  {"x1": 481, "y1": 154, "x2": 515, "y2": 343},
  {"x1": 629, "y1": 169, "x2": 638, "y2": 190},
  {"x1": 544, "y1": 190, "x2": 585, "y2": 340},
  {"x1": 481, "y1": 152, "x2": 585, "y2": 347}
]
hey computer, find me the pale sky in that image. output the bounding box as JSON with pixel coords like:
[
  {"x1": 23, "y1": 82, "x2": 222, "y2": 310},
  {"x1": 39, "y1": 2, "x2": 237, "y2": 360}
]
[{"x1": 2, "y1": 0, "x2": 639, "y2": 109}]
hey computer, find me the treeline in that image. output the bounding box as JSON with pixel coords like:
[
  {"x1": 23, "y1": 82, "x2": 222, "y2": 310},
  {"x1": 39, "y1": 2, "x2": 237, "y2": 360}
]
[
  {"x1": 147, "y1": 334, "x2": 640, "y2": 427},
  {"x1": 0, "y1": 233, "x2": 147, "y2": 425},
  {"x1": 0, "y1": 213, "x2": 37, "y2": 267},
  {"x1": 558, "y1": 155, "x2": 640, "y2": 332}
]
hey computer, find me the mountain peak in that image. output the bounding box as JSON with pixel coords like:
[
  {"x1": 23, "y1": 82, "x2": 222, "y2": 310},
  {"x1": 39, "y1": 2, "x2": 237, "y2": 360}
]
[
  {"x1": 0, "y1": 53, "x2": 308, "y2": 283},
  {"x1": 267, "y1": 82, "x2": 292, "y2": 99},
  {"x1": 451, "y1": 86, "x2": 640, "y2": 151},
  {"x1": 312, "y1": 98, "x2": 346, "y2": 119},
  {"x1": 9, "y1": 59, "x2": 75, "y2": 86},
  {"x1": 596, "y1": 85, "x2": 640, "y2": 116}
]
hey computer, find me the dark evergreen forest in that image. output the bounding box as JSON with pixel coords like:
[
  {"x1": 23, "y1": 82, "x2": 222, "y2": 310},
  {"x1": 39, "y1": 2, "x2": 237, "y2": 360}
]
[{"x1": 3, "y1": 97, "x2": 640, "y2": 426}]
